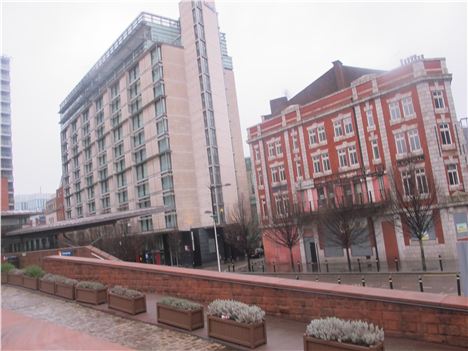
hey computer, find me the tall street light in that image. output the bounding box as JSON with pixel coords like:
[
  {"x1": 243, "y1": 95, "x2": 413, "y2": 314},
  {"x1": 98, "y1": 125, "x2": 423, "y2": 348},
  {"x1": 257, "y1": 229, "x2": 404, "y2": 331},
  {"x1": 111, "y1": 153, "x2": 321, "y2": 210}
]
[{"x1": 206, "y1": 183, "x2": 231, "y2": 272}]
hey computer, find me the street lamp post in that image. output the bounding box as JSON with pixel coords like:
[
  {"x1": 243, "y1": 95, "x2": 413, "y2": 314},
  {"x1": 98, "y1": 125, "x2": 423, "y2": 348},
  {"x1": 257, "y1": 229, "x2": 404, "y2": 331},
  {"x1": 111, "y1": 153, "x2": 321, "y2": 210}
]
[{"x1": 207, "y1": 183, "x2": 231, "y2": 272}]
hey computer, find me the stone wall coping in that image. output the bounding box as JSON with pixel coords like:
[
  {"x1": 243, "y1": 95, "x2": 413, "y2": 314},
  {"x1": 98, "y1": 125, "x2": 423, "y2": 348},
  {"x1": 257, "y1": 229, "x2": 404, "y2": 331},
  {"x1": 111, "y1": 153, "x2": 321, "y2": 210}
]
[{"x1": 44, "y1": 256, "x2": 468, "y2": 312}]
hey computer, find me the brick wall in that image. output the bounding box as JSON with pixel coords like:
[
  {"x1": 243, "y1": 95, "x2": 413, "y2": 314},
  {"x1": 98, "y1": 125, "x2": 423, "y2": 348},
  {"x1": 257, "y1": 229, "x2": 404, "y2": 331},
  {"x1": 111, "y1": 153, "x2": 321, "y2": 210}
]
[
  {"x1": 43, "y1": 255, "x2": 467, "y2": 347},
  {"x1": 2, "y1": 246, "x2": 118, "y2": 268}
]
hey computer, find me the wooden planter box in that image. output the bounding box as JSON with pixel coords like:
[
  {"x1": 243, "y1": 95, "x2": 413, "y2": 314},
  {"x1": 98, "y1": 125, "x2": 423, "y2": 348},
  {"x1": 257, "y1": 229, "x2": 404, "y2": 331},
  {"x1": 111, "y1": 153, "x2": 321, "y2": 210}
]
[
  {"x1": 39, "y1": 280, "x2": 55, "y2": 295},
  {"x1": 75, "y1": 286, "x2": 107, "y2": 305},
  {"x1": 55, "y1": 282, "x2": 75, "y2": 300},
  {"x1": 303, "y1": 335, "x2": 384, "y2": 351},
  {"x1": 7, "y1": 273, "x2": 23, "y2": 286},
  {"x1": 23, "y1": 276, "x2": 39, "y2": 290},
  {"x1": 1, "y1": 272, "x2": 7, "y2": 284},
  {"x1": 208, "y1": 315, "x2": 267, "y2": 349},
  {"x1": 157, "y1": 303, "x2": 204, "y2": 331},
  {"x1": 108, "y1": 292, "x2": 147, "y2": 315}
]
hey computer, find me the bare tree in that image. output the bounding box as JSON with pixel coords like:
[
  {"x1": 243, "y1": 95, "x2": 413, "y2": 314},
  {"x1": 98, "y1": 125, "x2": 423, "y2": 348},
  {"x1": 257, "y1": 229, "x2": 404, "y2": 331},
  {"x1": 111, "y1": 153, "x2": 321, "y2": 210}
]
[
  {"x1": 313, "y1": 198, "x2": 383, "y2": 272},
  {"x1": 224, "y1": 198, "x2": 260, "y2": 271},
  {"x1": 389, "y1": 161, "x2": 441, "y2": 271},
  {"x1": 263, "y1": 196, "x2": 305, "y2": 272}
]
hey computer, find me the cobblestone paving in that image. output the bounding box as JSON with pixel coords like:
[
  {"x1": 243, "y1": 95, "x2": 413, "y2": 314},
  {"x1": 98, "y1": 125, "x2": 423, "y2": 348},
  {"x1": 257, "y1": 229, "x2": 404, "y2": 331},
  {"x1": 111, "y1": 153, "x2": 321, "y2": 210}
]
[{"x1": 2, "y1": 286, "x2": 229, "y2": 351}]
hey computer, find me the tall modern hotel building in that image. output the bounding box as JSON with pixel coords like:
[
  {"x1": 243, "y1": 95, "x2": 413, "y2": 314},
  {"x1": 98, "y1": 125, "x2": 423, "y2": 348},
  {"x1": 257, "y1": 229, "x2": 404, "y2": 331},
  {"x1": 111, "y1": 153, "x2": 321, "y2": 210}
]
[{"x1": 59, "y1": 1, "x2": 248, "y2": 261}]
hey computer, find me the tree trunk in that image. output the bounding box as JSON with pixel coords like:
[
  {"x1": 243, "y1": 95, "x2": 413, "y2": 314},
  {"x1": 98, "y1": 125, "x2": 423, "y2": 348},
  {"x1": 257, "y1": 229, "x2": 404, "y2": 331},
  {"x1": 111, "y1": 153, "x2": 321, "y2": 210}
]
[
  {"x1": 289, "y1": 247, "x2": 295, "y2": 272},
  {"x1": 418, "y1": 238, "x2": 427, "y2": 271},
  {"x1": 345, "y1": 247, "x2": 352, "y2": 272},
  {"x1": 246, "y1": 250, "x2": 251, "y2": 272}
]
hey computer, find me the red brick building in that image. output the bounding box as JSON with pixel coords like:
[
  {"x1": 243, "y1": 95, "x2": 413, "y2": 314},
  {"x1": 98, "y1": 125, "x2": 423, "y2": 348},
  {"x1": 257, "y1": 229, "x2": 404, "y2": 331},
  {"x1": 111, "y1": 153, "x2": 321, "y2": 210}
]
[{"x1": 247, "y1": 56, "x2": 468, "y2": 270}]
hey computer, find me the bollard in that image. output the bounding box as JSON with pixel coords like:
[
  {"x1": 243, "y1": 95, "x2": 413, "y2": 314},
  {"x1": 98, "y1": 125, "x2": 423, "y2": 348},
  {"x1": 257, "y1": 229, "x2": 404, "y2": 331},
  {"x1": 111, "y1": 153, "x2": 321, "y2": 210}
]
[
  {"x1": 439, "y1": 255, "x2": 443, "y2": 272},
  {"x1": 297, "y1": 261, "x2": 301, "y2": 273},
  {"x1": 395, "y1": 257, "x2": 399, "y2": 272},
  {"x1": 419, "y1": 275, "x2": 424, "y2": 292},
  {"x1": 389, "y1": 275, "x2": 394, "y2": 289},
  {"x1": 338, "y1": 277, "x2": 341, "y2": 285},
  {"x1": 227, "y1": 265, "x2": 231, "y2": 272},
  {"x1": 358, "y1": 258, "x2": 362, "y2": 272},
  {"x1": 262, "y1": 262, "x2": 265, "y2": 272},
  {"x1": 296, "y1": 275, "x2": 299, "y2": 280},
  {"x1": 361, "y1": 276, "x2": 366, "y2": 287},
  {"x1": 232, "y1": 263, "x2": 235, "y2": 272},
  {"x1": 325, "y1": 259, "x2": 329, "y2": 273},
  {"x1": 315, "y1": 276, "x2": 319, "y2": 282},
  {"x1": 376, "y1": 257, "x2": 380, "y2": 272},
  {"x1": 250, "y1": 263, "x2": 254, "y2": 272},
  {"x1": 456, "y1": 273, "x2": 461, "y2": 296},
  {"x1": 273, "y1": 262, "x2": 276, "y2": 273}
]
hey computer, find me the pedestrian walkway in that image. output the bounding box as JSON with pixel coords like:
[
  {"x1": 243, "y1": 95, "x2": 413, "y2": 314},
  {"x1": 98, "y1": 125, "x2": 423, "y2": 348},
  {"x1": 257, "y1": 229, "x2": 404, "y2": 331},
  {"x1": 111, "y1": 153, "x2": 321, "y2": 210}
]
[{"x1": 3, "y1": 285, "x2": 465, "y2": 351}]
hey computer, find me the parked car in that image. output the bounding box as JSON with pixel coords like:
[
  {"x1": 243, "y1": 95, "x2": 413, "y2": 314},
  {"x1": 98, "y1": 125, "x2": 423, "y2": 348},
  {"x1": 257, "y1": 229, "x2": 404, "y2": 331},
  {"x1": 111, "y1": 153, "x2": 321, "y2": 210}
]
[{"x1": 249, "y1": 248, "x2": 264, "y2": 258}]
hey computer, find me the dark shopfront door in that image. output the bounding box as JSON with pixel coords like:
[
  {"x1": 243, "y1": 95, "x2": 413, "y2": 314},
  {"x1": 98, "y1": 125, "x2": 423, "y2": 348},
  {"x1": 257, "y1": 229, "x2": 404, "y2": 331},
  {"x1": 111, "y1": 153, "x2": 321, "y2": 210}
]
[{"x1": 309, "y1": 241, "x2": 319, "y2": 272}]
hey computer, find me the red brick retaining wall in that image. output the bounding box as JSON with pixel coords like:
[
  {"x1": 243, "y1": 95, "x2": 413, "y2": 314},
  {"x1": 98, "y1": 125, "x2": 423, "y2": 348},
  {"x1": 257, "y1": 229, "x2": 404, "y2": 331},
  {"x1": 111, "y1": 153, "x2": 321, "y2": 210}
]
[
  {"x1": 43, "y1": 256, "x2": 468, "y2": 347},
  {"x1": 2, "y1": 246, "x2": 118, "y2": 268}
]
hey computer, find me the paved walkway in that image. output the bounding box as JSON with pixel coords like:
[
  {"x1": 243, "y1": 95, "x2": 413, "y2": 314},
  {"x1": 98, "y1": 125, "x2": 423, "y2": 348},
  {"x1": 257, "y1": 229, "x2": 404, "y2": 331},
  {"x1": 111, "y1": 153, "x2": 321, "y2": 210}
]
[
  {"x1": 1, "y1": 285, "x2": 228, "y2": 351},
  {"x1": 2, "y1": 285, "x2": 465, "y2": 351}
]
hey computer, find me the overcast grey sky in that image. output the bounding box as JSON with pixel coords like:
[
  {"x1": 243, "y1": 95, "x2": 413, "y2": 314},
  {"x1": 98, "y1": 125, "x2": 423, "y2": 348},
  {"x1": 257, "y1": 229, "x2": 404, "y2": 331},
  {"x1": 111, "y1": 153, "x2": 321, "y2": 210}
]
[{"x1": 1, "y1": 1, "x2": 466, "y2": 194}]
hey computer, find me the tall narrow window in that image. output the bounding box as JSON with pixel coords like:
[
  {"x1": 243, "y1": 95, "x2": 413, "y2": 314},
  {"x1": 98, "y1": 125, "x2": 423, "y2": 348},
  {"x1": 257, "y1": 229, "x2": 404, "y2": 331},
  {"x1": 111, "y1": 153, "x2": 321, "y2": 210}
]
[
  {"x1": 395, "y1": 132, "x2": 407, "y2": 154},
  {"x1": 295, "y1": 161, "x2": 302, "y2": 179},
  {"x1": 334, "y1": 121, "x2": 343, "y2": 137},
  {"x1": 322, "y1": 153, "x2": 330, "y2": 172},
  {"x1": 366, "y1": 109, "x2": 375, "y2": 128},
  {"x1": 313, "y1": 155, "x2": 321, "y2": 173},
  {"x1": 402, "y1": 171, "x2": 413, "y2": 196},
  {"x1": 348, "y1": 145, "x2": 358, "y2": 165},
  {"x1": 292, "y1": 134, "x2": 299, "y2": 151},
  {"x1": 338, "y1": 149, "x2": 348, "y2": 168},
  {"x1": 268, "y1": 143, "x2": 275, "y2": 158},
  {"x1": 343, "y1": 117, "x2": 353, "y2": 135},
  {"x1": 408, "y1": 129, "x2": 421, "y2": 152},
  {"x1": 432, "y1": 90, "x2": 445, "y2": 109},
  {"x1": 415, "y1": 168, "x2": 428, "y2": 194},
  {"x1": 309, "y1": 128, "x2": 318, "y2": 145},
  {"x1": 278, "y1": 165, "x2": 286, "y2": 181},
  {"x1": 447, "y1": 164, "x2": 459, "y2": 186},
  {"x1": 275, "y1": 141, "x2": 283, "y2": 156},
  {"x1": 440, "y1": 123, "x2": 452, "y2": 145},
  {"x1": 389, "y1": 101, "x2": 401, "y2": 121},
  {"x1": 271, "y1": 167, "x2": 279, "y2": 183},
  {"x1": 318, "y1": 126, "x2": 327, "y2": 142},
  {"x1": 371, "y1": 139, "x2": 380, "y2": 161},
  {"x1": 401, "y1": 97, "x2": 415, "y2": 117}
]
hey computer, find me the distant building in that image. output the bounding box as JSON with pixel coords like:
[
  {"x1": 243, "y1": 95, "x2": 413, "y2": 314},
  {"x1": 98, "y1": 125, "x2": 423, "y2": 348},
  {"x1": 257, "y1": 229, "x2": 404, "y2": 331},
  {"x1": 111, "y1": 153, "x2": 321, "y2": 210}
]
[
  {"x1": 15, "y1": 193, "x2": 54, "y2": 212},
  {"x1": 58, "y1": 2, "x2": 248, "y2": 265},
  {"x1": 44, "y1": 186, "x2": 66, "y2": 224},
  {"x1": 1, "y1": 56, "x2": 14, "y2": 210},
  {"x1": 245, "y1": 157, "x2": 258, "y2": 222},
  {"x1": 248, "y1": 57, "x2": 468, "y2": 269}
]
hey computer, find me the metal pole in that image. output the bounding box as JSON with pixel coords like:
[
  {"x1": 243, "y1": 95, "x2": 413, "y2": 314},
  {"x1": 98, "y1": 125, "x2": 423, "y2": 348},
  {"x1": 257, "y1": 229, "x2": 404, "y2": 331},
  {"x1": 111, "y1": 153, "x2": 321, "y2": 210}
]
[
  {"x1": 457, "y1": 273, "x2": 461, "y2": 296},
  {"x1": 361, "y1": 276, "x2": 366, "y2": 287},
  {"x1": 389, "y1": 275, "x2": 393, "y2": 289},
  {"x1": 438, "y1": 255, "x2": 443, "y2": 271},
  {"x1": 418, "y1": 275, "x2": 424, "y2": 292},
  {"x1": 358, "y1": 258, "x2": 361, "y2": 272},
  {"x1": 213, "y1": 214, "x2": 221, "y2": 272},
  {"x1": 338, "y1": 277, "x2": 341, "y2": 285}
]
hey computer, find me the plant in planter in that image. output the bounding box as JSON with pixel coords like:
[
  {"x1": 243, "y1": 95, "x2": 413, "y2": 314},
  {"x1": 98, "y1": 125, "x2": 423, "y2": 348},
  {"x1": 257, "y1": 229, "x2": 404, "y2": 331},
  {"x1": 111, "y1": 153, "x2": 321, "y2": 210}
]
[
  {"x1": 75, "y1": 281, "x2": 107, "y2": 305},
  {"x1": 304, "y1": 317, "x2": 384, "y2": 351},
  {"x1": 7, "y1": 268, "x2": 24, "y2": 286},
  {"x1": 39, "y1": 273, "x2": 57, "y2": 295},
  {"x1": 23, "y1": 265, "x2": 45, "y2": 290},
  {"x1": 157, "y1": 296, "x2": 204, "y2": 331},
  {"x1": 108, "y1": 286, "x2": 146, "y2": 315},
  {"x1": 54, "y1": 275, "x2": 78, "y2": 300},
  {"x1": 1, "y1": 262, "x2": 15, "y2": 284},
  {"x1": 207, "y1": 299, "x2": 267, "y2": 349}
]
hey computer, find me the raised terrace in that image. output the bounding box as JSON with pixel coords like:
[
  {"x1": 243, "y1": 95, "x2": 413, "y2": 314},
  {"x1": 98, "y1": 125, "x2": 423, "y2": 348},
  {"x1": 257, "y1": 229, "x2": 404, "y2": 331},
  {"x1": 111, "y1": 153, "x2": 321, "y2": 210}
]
[{"x1": 43, "y1": 255, "x2": 468, "y2": 348}]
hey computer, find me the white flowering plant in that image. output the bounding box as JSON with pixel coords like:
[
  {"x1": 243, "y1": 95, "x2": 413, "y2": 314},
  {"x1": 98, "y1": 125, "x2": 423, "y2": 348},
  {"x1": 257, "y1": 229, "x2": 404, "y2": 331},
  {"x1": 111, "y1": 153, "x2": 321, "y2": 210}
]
[
  {"x1": 306, "y1": 317, "x2": 384, "y2": 347},
  {"x1": 207, "y1": 299, "x2": 265, "y2": 324}
]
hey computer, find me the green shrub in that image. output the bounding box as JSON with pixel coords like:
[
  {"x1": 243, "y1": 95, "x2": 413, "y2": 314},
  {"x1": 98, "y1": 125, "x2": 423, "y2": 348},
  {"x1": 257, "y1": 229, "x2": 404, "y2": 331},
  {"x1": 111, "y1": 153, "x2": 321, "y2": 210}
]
[
  {"x1": 207, "y1": 299, "x2": 265, "y2": 324},
  {"x1": 24, "y1": 265, "x2": 45, "y2": 278},
  {"x1": 1, "y1": 262, "x2": 15, "y2": 273},
  {"x1": 159, "y1": 296, "x2": 202, "y2": 311},
  {"x1": 305, "y1": 317, "x2": 384, "y2": 347},
  {"x1": 109, "y1": 285, "x2": 144, "y2": 298},
  {"x1": 76, "y1": 280, "x2": 105, "y2": 290}
]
